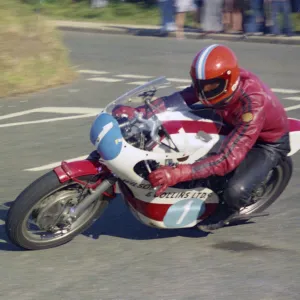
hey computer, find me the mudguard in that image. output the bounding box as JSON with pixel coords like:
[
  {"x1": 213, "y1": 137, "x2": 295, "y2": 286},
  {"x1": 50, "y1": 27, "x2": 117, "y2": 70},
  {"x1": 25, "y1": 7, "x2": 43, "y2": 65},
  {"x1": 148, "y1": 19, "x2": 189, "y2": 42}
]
[{"x1": 53, "y1": 159, "x2": 116, "y2": 197}]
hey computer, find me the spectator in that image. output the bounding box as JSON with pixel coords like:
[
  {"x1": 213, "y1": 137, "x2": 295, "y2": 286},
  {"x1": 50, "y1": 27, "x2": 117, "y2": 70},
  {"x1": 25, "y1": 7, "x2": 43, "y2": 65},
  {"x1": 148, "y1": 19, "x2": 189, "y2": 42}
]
[
  {"x1": 202, "y1": 0, "x2": 224, "y2": 33},
  {"x1": 246, "y1": 0, "x2": 265, "y2": 35},
  {"x1": 223, "y1": 0, "x2": 244, "y2": 33},
  {"x1": 159, "y1": 0, "x2": 176, "y2": 33},
  {"x1": 264, "y1": 0, "x2": 274, "y2": 32},
  {"x1": 174, "y1": 0, "x2": 196, "y2": 39},
  {"x1": 194, "y1": 0, "x2": 203, "y2": 28},
  {"x1": 270, "y1": 0, "x2": 294, "y2": 36}
]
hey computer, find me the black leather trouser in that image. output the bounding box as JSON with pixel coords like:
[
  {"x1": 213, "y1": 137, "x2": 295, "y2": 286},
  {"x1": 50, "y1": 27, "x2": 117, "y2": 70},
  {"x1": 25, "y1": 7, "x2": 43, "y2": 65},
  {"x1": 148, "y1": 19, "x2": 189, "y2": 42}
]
[{"x1": 209, "y1": 133, "x2": 291, "y2": 211}]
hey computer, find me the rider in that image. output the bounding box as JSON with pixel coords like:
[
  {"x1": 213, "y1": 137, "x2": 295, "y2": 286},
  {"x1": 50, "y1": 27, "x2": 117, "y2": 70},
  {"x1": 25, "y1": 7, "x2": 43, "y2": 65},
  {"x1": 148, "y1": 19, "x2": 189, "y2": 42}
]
[{"x1": 104, "y1": 44, "x2": 291, "y2": 232}]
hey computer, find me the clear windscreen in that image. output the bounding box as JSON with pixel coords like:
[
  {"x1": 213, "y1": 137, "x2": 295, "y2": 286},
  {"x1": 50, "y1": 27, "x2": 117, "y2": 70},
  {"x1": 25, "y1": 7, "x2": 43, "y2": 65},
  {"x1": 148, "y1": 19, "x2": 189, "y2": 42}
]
[{"x1": 103, "y1": 77, "x2": 223, "y2": 154}]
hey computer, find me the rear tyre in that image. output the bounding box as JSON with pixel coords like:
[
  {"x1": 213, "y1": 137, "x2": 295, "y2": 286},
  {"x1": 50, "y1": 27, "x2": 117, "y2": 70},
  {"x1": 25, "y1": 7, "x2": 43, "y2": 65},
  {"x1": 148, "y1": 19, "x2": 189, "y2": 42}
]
[
  {"x1": 196, "y1": 156, "x2": 293, "y2": 230},
  {"x1": 238, "y1": 156, "x2": 293, "y2": 216},
  {"x1": 6, "y1": 171, "x2": 113, "y2": 250}
]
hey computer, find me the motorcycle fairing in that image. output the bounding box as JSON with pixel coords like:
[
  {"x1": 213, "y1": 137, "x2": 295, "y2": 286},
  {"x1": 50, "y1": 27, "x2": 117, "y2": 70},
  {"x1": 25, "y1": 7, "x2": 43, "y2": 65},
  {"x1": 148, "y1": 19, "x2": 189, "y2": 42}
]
[{"x1": 288, "y1": 118, "x2": 300, "y2": 156}]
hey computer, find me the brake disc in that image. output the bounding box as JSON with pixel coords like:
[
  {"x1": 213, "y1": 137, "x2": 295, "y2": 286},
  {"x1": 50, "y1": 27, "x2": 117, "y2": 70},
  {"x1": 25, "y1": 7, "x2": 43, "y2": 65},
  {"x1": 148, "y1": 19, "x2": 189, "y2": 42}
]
[{"x1": 35, "y1": 190, "x2": 79, "y2": 230}]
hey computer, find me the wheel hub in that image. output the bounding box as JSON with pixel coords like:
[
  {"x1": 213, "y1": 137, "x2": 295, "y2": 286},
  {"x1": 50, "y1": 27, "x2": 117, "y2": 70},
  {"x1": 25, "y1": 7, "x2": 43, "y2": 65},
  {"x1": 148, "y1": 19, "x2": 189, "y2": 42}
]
[
  {"x1": 239, "y1": 168, "x2": 278, "y2": 215},
  {"x1": 35, "y1": 190, "x2": 79, "y2": 230},
  {"x1": 252, "y1": 185, "x2": 266, "y2": 199}
]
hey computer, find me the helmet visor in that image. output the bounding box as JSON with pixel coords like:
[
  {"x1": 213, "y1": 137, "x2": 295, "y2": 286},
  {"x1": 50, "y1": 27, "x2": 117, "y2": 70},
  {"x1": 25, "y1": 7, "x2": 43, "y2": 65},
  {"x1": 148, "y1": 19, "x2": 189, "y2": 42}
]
[{"x1": 193, "y1": 77, "x2": 227, "y2": 104}]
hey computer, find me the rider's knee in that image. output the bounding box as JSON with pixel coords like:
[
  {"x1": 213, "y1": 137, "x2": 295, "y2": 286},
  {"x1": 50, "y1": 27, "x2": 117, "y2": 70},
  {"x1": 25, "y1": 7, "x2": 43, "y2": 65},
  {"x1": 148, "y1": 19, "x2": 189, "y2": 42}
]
[{"x1": 223, "y1": 183, "x2": 251, "y2": 210}]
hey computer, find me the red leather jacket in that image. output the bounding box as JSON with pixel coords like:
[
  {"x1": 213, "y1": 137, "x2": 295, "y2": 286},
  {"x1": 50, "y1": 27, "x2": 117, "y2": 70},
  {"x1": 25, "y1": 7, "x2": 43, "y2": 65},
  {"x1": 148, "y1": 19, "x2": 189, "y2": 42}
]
[{"x1": 176, "y1": 68, "x2": 290, "y2": 179}]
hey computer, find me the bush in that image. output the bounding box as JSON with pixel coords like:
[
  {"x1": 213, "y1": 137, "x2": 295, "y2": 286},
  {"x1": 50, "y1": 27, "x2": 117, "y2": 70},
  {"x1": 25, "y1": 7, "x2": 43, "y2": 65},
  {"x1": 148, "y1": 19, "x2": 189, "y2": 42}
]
[{"x1": 0, "y1": 0, "x2": 76, "y2": 98}]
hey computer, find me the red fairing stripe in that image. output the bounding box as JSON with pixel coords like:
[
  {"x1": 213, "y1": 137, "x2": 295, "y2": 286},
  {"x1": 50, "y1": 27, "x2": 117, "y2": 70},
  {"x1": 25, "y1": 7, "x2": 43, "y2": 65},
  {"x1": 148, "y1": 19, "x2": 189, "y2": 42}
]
[
  {"x1": 119, "y1": 181, "x2": 217, "y2": 222},
  {"x1": 163, "y1": 120, "x2": 230, "y2": 135},
  {"x1": 163, "y1": 118, "x2": 300, "y2": 138},
  {"x1": 118, "y1": 180, "x2": 170, "y2": 221}
]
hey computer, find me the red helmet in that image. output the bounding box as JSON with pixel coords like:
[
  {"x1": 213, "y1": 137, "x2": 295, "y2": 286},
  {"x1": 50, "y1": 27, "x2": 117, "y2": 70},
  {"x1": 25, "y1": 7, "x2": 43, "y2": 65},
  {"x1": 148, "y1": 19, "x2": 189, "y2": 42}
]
[{"x1": 190, "y1": 44, "x2": 240, "y2": 107}]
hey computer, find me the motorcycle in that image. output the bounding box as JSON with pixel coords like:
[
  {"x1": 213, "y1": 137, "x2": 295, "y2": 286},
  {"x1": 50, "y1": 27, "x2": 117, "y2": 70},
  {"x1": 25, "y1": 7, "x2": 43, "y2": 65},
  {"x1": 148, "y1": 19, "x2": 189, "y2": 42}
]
[{"x1": 5, "y1": 77, "x2": 300, "y2": 250}]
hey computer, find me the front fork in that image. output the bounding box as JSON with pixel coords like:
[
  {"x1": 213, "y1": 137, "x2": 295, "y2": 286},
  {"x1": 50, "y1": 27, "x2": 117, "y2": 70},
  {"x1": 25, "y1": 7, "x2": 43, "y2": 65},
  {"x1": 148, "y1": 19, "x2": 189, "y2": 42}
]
[{"x1": 64, "y1": 174, "x2": 118, "y2": 223}]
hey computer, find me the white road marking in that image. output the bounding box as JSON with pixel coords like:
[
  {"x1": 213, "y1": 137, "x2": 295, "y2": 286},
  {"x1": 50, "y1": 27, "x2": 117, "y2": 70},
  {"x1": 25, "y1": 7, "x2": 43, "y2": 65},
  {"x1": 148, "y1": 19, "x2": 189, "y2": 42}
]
[
  {"x1": 157, "y1": 85, "x2": 172, "y2": 89},
  {"x1": 167, "y1": 78, "x2": 191, "y2": 83},
  {"x1": 0, "y1": 113, "x2": 98, "y2": 128},
  {"x1": 284, "y1": 97, "x2": 300, "y2": 101},
  {"x1": 127, "y1": 81, "x2": 148, "y2": 85},
  {"x1": 87, "y1": 77, "x2": 123, "y2": 83},
  {"x1": 174, "y1": 86, "x2": 300, "y2": 93},
  {"x1": 0, "y1": 107, "x2": 100, "y2": 121},
  {"x1": 285, "y1": 104, "x2": 300, "y2": 111},
  {"x1": 24, "y1": 155, "x2": 89, "y2": 172},
  {"x1": 25, "y1": 158, "x2": 122, "y2": 194},
  {"x1": 37, "y1": 107, "x2": 101, "y2": 114},
  {"x1": 78, "y1": 70, "x2": 109, "y2": 75},
  {"x1": 21, "y1": 98, "x2": 300, "y2": 172},
  {"x1": 0, "y1": 107, "x2": 103, "y2": 128},
  {"x1": 116, "y1": 74, "x2": 153, "y2": 79},
  {"x1": 272, "y1": 88, "x2": 300, "y2": 94},
  {"x1": 80, "y1": 70, "x2": 300, "y2": 97},
  {"x1": 0, "y1": 108, "x2": 39, "y2": 120},
  {"x1": 68, "y1": 89, "x2": 79, "y2": 93}
]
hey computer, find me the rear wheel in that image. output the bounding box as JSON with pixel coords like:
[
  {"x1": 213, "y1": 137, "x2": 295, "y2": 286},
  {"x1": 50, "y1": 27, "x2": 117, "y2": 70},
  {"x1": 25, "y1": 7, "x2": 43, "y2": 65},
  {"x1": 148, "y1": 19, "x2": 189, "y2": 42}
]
[
  {"x1": 6, "y1": 171, "x2": 113, "y2": 250},
  {"x1": 238, "y1": 156, "x2": 293, "y2": 216}
]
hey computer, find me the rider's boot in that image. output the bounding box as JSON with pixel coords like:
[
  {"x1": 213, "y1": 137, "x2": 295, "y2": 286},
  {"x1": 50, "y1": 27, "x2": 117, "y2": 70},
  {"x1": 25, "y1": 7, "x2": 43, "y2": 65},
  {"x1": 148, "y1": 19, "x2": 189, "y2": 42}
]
[{"x1": 197, "y1": 202, "x2": 239, "y2": 232}]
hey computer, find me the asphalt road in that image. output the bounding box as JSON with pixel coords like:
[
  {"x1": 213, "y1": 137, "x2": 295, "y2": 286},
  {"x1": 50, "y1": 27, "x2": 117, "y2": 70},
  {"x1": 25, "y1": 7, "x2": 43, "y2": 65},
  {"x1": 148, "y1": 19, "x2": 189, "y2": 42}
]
[{"x1": 0, "y1": 32, "x2": 300, "y2": 300}]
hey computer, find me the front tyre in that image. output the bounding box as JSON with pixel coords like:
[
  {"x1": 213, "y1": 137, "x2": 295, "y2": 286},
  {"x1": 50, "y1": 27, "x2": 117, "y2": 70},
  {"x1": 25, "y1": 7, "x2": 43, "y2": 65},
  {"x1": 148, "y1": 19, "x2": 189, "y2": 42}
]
[{"x1": 6, "y1": 171, "x2": 112, "y2": 250}]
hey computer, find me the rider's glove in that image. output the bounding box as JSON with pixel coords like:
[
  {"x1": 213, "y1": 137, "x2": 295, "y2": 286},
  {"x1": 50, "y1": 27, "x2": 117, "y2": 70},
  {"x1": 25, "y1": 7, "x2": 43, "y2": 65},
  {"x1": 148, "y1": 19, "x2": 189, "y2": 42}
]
[
  {"x1": 112, "y1": 105, "x2": 136, "y2": 120},
  {"x1": 148, "y1": 164, "x2": 193, "y2": 196},
  {"x1": 112, "y1": 97, "x2": 168, "y2": 120}
]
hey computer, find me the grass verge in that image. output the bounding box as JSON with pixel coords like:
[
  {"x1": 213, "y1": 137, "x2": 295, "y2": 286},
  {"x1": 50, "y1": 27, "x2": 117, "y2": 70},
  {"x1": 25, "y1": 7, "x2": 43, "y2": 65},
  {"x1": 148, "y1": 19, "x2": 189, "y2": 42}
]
[
  {"x1": 0, "y1": 0, "x2": 76, "y2": 98},
  {"x1": 26, "y1": 0, "x2": 161, "y2": 25}
]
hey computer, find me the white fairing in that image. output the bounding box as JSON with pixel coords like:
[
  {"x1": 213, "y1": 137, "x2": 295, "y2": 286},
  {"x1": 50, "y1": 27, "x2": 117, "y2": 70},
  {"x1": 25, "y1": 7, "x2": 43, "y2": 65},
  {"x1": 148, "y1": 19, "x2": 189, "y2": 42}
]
[
  {"x1": 97, "y1": 78, "x2": 223, "y2": 228},
  {"x1": 288, "y1": 128, "x2": 300, "y2": 156},
  {"x1": 92, "y1": 77, "x2": 300, "y2": 229},
  {"x1": 105, "y1": 110, "x2": 222, "y2": 183},
  {"x1": 106, "y1": 109, "x2": 222, "y2": 226}
]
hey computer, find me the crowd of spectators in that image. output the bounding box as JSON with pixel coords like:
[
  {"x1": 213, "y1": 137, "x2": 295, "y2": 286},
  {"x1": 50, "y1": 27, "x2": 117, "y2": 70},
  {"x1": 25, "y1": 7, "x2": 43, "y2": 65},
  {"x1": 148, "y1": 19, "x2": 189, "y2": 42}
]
[{"x1": 159, "y1": 0, "x2": 299, "y2": 39}]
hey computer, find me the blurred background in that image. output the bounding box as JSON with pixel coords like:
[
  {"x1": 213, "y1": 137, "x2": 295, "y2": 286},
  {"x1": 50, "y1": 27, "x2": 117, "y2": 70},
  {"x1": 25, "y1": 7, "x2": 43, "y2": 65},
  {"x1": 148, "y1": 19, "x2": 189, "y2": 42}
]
[{"x1": 21, "y1": 0, "x2": 300, "y2": 39}]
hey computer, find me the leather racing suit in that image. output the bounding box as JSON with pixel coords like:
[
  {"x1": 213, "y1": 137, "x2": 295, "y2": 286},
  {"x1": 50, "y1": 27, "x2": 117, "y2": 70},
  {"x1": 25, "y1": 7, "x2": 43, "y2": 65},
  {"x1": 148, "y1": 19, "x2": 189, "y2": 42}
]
[
  {"x1": 175, "y1": 68, "x2": 291, "y2": 209},
  {"x1": 105, "y1": 68, "x2": 291, "y2": 211}
]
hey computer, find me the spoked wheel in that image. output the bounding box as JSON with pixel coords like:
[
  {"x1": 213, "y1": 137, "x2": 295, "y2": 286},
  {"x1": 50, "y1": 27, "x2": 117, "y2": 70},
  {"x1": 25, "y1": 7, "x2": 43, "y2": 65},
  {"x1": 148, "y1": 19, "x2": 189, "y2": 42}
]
[
  {"x1": 239, "y1": 156, "x2": 293, "y2": 216},
  {"x1": 6, "y1": 171, "x2": 113, "y2": 250}
]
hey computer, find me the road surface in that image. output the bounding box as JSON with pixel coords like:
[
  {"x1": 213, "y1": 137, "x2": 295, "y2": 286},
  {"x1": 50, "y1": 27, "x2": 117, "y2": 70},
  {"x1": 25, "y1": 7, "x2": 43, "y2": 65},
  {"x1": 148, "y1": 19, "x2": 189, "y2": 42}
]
[{"x1": 0, "y1": 32, "x2": 299, "y2": 300}]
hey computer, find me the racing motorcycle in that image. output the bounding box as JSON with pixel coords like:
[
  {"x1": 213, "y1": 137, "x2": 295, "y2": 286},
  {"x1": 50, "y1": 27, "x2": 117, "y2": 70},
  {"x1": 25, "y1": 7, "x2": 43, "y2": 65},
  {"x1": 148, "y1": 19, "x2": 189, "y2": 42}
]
[{"x1": 5, "y1": 77, "x2": 300, "y2": 250}]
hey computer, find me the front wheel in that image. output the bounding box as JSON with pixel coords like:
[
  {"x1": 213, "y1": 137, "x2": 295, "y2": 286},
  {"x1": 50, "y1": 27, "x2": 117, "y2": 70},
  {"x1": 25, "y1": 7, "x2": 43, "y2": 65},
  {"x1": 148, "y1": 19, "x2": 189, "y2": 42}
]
[{"x1": 6, "y1": 171, "x2": 113, "y2": 250}]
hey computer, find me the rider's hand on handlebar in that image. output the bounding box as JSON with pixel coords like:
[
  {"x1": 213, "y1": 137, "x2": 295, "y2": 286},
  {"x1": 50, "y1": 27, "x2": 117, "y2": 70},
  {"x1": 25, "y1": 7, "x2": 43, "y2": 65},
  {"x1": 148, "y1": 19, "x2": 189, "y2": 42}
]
[
  {"x1": 112, "y1": 97, "x2": 166, "y2": 121},
  {"x1": 148, "y1": 164, "x2": 193, "y2": 196}
]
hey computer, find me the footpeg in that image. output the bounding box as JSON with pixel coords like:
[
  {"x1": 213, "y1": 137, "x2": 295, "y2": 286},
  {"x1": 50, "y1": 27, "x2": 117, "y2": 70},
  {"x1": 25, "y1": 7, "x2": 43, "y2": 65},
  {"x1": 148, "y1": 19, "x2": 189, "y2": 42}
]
[{"x1": 229, "y1": 212, "x2": 270, "y2": 222}]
